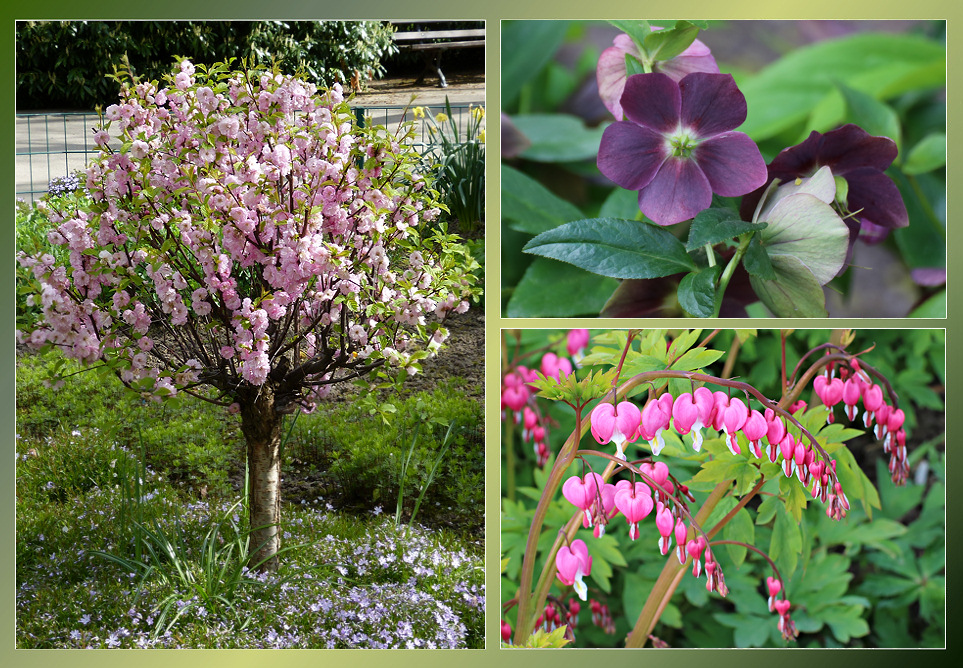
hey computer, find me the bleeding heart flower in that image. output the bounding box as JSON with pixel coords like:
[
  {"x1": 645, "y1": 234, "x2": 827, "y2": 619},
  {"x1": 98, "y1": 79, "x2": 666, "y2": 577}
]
[
  {"x1": 556, "y1": 539, "x2": 593, "y2": 601},
  {"x1": 743, "y1": 409, "x2": 768, "y2": 458},
  {"x1": 655, "y1": 502, "x2": 674, "y2": 555},
  {"x1": 613, "y1": 480, "x2": 654, "y2": 540},
  {"x1": 641, "y1": 393, "x2": 674, "y2": 455},
  {"x1": 766, "y1": 576, "x2": 782, "y2": 611},
  {"x1": 590, "y1": 401, "x2": 642, "y2": 460},
  {"x1": 562, "y1": 472, "x2": 604, "y2": 527}
]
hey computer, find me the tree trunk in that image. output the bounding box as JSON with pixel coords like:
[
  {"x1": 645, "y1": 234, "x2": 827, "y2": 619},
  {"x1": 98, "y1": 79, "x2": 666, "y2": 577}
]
[{"x1": 239, "y1": 387, "x2": 283, "y2": 572}]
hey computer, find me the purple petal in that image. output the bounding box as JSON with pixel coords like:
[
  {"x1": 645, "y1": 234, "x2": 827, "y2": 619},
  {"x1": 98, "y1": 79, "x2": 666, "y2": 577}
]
[
  {"x1": 910, "y1": 267, "x2": 946, "y2": 287},
  {"x1": 678, "y1": 73, "x2": 747, "y2": 137},
  {"x1": 845, "y1": 168, "x2": 909, "y2": 229},
  {"x1": 767, "y1": 131, "x2": 822, "y2": 181},
  {"x1": 620, "y1": 73, "x2": 681, "y2": 134},
  {"x1": 598, "y1": 121, "x2": 670, "y2": 191},
  {"x1": 814, "y1": 124, "x2": 898, "y2": 174},
  {"x1": 695, "y1": 131, "x2": 768, "y2": 197},
  {"x1": 638, "y1": 157, "x2": 712, "y2": 225}
]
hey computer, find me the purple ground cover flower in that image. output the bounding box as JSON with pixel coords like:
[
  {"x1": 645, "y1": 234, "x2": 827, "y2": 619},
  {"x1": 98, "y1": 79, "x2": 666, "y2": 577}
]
[
  {"x1": 740, "y1": 123, "x2": 908, "y2": 242},
  {"x1": 598, "y1": 72, "x2": 767, "y2": 226},
  {"x1": 597, "y1": 31, "x2": 719, "y2": 121}
]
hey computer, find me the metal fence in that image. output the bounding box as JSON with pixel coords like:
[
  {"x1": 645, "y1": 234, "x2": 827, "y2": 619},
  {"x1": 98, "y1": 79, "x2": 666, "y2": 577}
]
[{"x1": 15, "y1": 104, "x2": 480, "y2": 203}]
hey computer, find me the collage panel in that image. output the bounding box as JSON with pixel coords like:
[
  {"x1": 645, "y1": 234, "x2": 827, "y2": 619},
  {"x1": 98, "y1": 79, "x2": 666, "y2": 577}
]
[
  {"x1": 499, "y1": 328, "x2": 945, "y2": 648},
  {"x1": 14, "y1": 19, "x2": 485, "y2": 649},
  {"x1": 501, "y1": 21, "x2": 946, "y2": 318}
]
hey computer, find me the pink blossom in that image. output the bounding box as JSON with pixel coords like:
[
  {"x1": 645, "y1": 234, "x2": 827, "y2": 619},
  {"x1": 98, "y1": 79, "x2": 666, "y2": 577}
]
[
  {"x1": 590, "y1": 401, "x2": 641, "y2": 460},
  {"x1": 556, "y1": 539, "x2": 593, "y2": 601}
]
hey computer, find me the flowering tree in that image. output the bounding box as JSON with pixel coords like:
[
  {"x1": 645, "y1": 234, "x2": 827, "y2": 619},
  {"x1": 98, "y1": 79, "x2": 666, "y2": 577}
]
[
  {"x1": 503, "y1": 20, "x2": 945, "y2": 318},
  {"x1": 16, "y1": 59, "x2": 480, "y2": 571},
  {"x1": 501, "y1": 329, "x2": 942, "y2": 647}
]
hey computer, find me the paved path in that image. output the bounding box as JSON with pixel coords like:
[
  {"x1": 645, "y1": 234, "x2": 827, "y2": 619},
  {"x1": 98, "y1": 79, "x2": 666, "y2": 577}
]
[{"x1": 16, "y1": 72, "x2": 485, "y2": 203}]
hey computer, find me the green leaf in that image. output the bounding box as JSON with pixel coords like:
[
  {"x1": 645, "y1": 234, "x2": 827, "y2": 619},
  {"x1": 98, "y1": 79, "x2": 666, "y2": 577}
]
[
  {"x1": 778, "y1": 475, "x2": 808, "y2": 523},
  {"x1": 644, "y1": 21, "x2": 699, "y2": 63},
  {"x1": 909, "y1": 290, "x2": 946, "y2": 318},
  {"x1": 742, "y1": 233, "x2": 775, "y2": 279},
  {"x1": 608, "y1": 20, "x2": 651, "y2": 51},
  {"x1": 522, "y1": 218, "x2": 696, "y2": 279},
  {"x1": 837, "y1": 81, "x2": 902, "y2": 153},
  {"x1": 677, "y1": 266, "x2": 721, "y2": 317},
  {"x1": 822, "y1": 604, "x2": 870, "y2": 643},
  {"x1": 902, "y1": 132, "x2": 946, "y2": 175},
  {"x1": 749, "y1": 254, "x2": 827, "y2": 317},
  {"x1": 892, "y1": 170, "x2": 945, "y2": 271},
  {"x1": 510, "y1": 114, "x2": 608, "y2": 163},
  {"x1": 740, "y1": 32, "x2": 946, "y2": 141},
  {"x1": 506, "y1": 257, "x2": 618, "y2": 317},
  {"x1": 770, "y1": 504, "x2": 803, "y2": 577},
  {"x1": 501, "y1": 21, "x2": 570, "y2": 107},
  {"x1": 501, "y1": 164, "x2": 584, "y2": 235},
  {"x1": 685, "y1": 208, "x2": 766, "y2": 251},
  {"x1": 723, "y1": 507, "x2": 755, "y2": 568},
  {"x1": 671, "y1": 347, "x2": 724, "y2": 372},
  {"x1": 756, "y1": 493, "x2": 781, "y2": 526},
  {"x1": 599, "y1": 186, "x2": 642, "y2": 220}
]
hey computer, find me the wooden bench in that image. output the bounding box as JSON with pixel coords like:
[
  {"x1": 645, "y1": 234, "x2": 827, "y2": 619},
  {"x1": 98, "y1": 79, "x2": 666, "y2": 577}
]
[{"x1": 392, "y1": 22, "x2": 485, "y2": 88}]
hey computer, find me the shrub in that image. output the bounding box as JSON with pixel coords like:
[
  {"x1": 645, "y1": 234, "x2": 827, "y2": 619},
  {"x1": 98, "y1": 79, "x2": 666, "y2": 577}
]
[
  {"x1": 286, "y1": 379, "x2": 484, "y2": 524},
  {"x1": 16, "y1": 20, "x2": 397, "y2": 110}
]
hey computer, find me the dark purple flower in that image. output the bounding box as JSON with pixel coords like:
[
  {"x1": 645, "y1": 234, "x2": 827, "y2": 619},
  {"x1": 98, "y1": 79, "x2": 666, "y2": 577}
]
[
  {"x1": 740, "y1": 124, "x2": 908, "y2": 241},
  {"x1": 597, "y1": 72, "x2": 768, "y2": 226},
  {"x1": 597, "y1": 31, "x2": 719, "y2": 121}
]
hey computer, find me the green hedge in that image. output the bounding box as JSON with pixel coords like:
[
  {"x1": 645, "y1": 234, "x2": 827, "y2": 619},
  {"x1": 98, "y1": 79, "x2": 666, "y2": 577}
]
[{"x1": 16, "y1": 20, "x2": 397, "y2": 110}]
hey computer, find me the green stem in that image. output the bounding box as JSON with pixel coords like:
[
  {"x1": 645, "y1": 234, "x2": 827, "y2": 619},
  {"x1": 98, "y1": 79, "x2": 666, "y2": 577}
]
[
  {"x1": 714, "y1": 233, "x2": 753, "y2": 317},
  {"x1": 705, "y1": 243, "x2": 716, "y2": 268},
  {"x1": 624, "y1": 481, "x2": 729, "y2": 647}
]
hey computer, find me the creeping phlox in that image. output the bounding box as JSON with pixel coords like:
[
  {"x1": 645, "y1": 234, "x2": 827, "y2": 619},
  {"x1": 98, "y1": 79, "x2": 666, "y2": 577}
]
[{"x1": 17, "y1": 60, "x2": 477, "y2": 409}]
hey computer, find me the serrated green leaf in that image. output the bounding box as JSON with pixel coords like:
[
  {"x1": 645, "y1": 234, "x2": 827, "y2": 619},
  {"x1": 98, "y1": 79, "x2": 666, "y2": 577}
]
[
  {"x1": 686, "y1": 208, "x2": 766, "y2": 251},
  {"x1": 671, "y1": 347, "x2": 725, "y2": 372},
  {"x1": 523, "y1": 218, "x2": 696, "y2": 279}
]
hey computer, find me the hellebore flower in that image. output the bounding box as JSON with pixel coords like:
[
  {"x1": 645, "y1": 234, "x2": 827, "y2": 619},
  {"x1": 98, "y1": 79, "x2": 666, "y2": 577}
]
[
  {"x1": 740, "y1": 124, "x2": 908, "y2": 243},
  {"x1": 556, "y1": 539, "x2": 593, "y2": 601},
  {"x1": 598, "y1": 72, "x2": 767, "y2": 226},
  {"x1": 597, "y1": 30, "x2": 719, "y2": 121}
]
